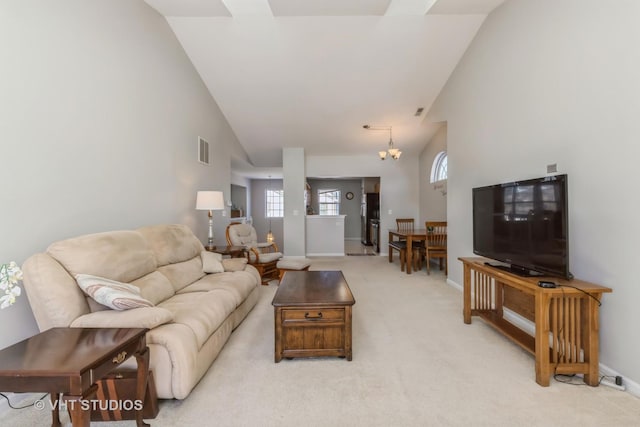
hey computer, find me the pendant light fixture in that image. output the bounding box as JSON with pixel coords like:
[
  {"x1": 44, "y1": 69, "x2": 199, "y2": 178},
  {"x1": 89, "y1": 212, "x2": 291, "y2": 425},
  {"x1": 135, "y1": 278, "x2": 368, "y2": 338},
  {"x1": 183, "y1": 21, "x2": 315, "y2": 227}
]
[{"x1": 363, "y1": 125, "x2": 402, "y2": 160}]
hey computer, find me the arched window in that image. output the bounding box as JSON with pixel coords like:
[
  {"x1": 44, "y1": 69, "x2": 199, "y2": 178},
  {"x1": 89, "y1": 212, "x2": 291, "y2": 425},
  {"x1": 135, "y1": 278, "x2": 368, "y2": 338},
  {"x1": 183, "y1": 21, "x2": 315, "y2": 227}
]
[{"x1": 430, "y1": 151, "x2": 448, "y2": 183}]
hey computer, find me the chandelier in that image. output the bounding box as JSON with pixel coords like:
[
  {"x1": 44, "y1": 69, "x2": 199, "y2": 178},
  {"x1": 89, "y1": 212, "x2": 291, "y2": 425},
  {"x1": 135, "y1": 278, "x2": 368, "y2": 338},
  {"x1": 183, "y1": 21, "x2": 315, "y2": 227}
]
[{"x1": 363, "y1": 125, "x2": 402, "y2": 160}]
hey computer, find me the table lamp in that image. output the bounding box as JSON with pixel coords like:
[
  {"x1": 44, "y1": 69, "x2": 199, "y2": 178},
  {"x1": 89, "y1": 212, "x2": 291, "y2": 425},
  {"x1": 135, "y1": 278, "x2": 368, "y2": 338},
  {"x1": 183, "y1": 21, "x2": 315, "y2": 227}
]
[{"x1": 196, "y1": 191, "x2": 225, "y2": 249}]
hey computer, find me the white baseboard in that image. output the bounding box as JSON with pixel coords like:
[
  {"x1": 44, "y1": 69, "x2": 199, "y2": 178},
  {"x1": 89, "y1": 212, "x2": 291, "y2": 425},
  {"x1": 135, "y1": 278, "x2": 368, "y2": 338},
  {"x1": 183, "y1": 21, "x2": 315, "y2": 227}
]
[
  {"x1": 306, "y1": 253, "x2": 345, "y2": 257},
  {"x1": 445, "y1": 278, "x2": 639, "y2": 397},
  {"x1": 446, "y1": 277, "x2": 463, "y2": 292},
  {"x1": 598, "y1": 364, "x2": 640, "y2": 397}
]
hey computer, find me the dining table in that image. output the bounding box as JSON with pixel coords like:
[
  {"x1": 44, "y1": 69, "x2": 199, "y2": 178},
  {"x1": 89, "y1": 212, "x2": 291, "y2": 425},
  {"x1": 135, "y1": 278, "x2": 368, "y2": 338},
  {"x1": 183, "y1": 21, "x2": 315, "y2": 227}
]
[{"x1": 388, "y1": 228, "x2": 428, "y2": 274}]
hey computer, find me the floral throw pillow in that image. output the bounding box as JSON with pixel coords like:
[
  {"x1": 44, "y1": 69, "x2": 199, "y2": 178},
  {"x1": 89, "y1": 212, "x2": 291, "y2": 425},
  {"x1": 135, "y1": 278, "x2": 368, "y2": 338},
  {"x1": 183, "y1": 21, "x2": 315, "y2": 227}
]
[{"x1": 75, "y1": 274, "x2": 153, "y2": 311}]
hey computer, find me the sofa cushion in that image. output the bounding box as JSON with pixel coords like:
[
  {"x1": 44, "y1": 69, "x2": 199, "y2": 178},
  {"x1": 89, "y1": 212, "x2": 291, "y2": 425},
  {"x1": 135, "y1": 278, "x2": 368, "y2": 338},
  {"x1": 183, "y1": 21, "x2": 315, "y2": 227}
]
[
  {"x1": 75, "y1": 274, "x2": 153, "y2": 310},
  {"x1": 138, "y1": 224, "x2": 204, "y2": 267},
  {"x1": 178, "y1": 271, "x2": 258, "y2": 307},
  {"x1": 201, "y1": 251, "x2": 224, "y2": 274},
  {"x1": 131, "y1": 271, "x2": 175, "y2": 305},
  {"x1": 157, "y1": 256, "x2": 206, "y2": 292},
  {"x1": 47, "y1": 230, "x2": 157, "y2": 283},
  {"x1": 158, "y1": 290, "x2": 236, "y2": 349},
  {"x1": 71, "y1": 306, "x2": 173, "y2": 329}
]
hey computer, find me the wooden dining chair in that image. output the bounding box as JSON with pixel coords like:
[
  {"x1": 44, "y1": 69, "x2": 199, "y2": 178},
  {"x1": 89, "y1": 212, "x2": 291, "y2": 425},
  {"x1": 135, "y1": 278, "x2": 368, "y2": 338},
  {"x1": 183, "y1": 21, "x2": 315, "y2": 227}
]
[
  {"x1": 396, "y1": 218, "x2": 414, "y2": 235},
  {"x1": 424, "y1": 221, "x2": 447, "y2": 275},
  {"x1": 388, "y1": 219, "x2": 422, "y2": 271}
]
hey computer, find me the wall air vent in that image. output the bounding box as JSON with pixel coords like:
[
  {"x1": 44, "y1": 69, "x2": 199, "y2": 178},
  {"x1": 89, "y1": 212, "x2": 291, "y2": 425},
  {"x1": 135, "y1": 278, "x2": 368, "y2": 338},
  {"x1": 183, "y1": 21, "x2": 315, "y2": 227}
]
[{"x1": 198, "y1": 137, "x2": 209, "y2": 165}]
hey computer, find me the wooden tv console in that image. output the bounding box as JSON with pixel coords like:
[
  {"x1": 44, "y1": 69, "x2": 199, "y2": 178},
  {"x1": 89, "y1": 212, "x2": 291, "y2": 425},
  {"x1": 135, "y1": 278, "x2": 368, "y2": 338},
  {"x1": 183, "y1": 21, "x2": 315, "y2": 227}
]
[{"x1": 459, "y1": 257, "x2": 612, "y2": 386}]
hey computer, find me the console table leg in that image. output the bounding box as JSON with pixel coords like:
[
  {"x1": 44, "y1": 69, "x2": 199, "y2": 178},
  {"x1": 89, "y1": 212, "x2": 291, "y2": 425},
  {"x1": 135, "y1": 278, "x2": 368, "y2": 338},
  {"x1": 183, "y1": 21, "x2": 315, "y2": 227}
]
[
  {"x1": 463, "y1": 264, "x2": 472, "y2": 324},
  {"x1": 583, "y1": 295, "x2": 601, "y2": 386},
  {"x1": 534, "y1": 293, "x2": 552, "y2": 386}
]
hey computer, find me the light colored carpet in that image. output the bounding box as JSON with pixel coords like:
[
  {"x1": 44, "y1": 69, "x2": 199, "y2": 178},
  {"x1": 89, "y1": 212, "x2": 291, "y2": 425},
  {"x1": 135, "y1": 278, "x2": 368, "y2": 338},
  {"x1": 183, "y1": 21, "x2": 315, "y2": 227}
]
[{"x1": 3, "y1": 256, "x2": 639, "y2": 426}]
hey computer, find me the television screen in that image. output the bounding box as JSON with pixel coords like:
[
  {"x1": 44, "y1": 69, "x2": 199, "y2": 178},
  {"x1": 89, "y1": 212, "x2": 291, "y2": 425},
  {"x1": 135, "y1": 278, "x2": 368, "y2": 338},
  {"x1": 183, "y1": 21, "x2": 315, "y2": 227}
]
[{"x1": 472, "y1": 174, "x2": 570, "y2": 279}]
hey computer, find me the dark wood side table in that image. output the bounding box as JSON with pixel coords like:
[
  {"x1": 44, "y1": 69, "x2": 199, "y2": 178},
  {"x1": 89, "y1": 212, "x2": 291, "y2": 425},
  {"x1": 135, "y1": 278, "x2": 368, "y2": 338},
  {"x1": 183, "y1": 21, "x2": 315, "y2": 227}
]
[
  {"x1": 205, "y1": 244, "x2": 247, "y2": 258},
  {"x1": 0, "y1": 327, "x2": 149, "y2": 427}
]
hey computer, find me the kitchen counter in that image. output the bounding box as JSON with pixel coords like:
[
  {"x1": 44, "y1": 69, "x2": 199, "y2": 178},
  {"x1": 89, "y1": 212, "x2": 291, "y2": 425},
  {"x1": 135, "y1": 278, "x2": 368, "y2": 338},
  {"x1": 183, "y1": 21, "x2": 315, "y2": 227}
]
[{"x1": 306, "y1": 215, "x2": 346, "y2": 256}]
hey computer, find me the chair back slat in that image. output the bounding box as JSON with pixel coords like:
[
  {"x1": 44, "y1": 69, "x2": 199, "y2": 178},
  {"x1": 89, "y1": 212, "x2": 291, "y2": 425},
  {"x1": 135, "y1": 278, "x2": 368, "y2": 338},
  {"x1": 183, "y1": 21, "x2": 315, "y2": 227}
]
[
  {"x1": 396, "y1": 218, "x2": 415, "y2": 233},
  {"x1": 425, "y1": 221, "x2": 447, "y2": 248}
]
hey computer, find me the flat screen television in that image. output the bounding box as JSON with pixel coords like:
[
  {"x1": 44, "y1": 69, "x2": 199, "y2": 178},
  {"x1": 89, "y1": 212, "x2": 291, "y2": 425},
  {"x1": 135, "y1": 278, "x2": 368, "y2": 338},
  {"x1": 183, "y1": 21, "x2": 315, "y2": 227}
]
[{"x1": 472, "y1": 174, "x2": 571, "y2": 279}]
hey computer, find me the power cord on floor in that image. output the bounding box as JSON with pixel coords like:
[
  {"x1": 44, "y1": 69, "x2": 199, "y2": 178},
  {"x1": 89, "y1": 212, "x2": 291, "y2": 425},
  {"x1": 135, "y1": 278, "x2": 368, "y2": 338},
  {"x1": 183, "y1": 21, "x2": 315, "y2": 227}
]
[
  {"x1": 553, "y1": 373, "x2": 585, "y2": 386},
  {"x1": 553, "y1": 373, "x2": 623, "y2": 388},
  {"x1": 0, "y1": 392, "x2": 49, "y2": 410}
]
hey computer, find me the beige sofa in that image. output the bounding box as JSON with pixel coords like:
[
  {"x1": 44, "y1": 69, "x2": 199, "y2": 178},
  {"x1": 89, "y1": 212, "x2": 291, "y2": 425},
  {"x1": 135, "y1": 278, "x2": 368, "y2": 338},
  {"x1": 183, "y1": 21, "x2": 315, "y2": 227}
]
[{"x1": 21, "y1": 224, "x2": 261, "y2": 399}]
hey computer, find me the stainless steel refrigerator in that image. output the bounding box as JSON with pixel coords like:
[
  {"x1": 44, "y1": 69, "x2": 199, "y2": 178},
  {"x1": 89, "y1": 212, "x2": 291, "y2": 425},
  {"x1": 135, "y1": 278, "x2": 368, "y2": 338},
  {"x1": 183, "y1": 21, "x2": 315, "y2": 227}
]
[{"x1": 360, "y1": 193, "x2": 380, "y2": 245}]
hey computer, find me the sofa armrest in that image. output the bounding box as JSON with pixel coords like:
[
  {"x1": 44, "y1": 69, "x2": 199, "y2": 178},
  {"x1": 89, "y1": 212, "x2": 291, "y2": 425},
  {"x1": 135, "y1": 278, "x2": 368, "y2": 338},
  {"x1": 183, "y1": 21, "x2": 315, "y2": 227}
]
[{"x1": 70, "y1": 306, "x2": 173, "y2": 329}]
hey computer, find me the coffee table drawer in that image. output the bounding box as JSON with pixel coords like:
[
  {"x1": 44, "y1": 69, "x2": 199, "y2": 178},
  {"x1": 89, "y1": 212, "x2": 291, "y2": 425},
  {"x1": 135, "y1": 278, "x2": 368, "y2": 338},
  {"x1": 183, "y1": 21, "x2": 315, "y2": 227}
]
[{"x1": 282, "y1": 308, "x2": 344, "y2": 321}]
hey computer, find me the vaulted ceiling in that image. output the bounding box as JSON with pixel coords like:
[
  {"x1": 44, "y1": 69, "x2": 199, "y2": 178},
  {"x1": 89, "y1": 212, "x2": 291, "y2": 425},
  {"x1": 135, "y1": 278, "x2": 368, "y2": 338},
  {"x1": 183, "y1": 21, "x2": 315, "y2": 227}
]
[{"x1": 145, "y1": 0, "x2": 505, "y2": 173}]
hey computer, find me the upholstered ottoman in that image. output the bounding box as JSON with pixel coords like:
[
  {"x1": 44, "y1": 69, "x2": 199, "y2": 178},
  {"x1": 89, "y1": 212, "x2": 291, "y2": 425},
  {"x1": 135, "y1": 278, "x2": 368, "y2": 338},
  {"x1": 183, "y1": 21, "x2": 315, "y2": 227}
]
[{"x1": 276, "y1": 257, "x2": 311, "y2": 282}]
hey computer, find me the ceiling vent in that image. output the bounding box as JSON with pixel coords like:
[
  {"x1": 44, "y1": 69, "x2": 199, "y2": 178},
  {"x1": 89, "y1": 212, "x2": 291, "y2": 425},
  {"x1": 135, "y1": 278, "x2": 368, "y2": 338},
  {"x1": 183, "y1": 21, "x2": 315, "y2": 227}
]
[{"x1": 414, "y1": 107, "x2": 424, "y2": 117}]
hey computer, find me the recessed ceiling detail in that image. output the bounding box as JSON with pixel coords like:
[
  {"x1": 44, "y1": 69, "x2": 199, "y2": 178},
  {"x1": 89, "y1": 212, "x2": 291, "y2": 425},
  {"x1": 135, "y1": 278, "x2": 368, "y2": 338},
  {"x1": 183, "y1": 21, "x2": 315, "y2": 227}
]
[
  {"x1": 269, "y1": 0, "x2": 391, "y2": 17},
  {"x1": 144, "y1": 0, "x2": 505, "y2": 168},
  {"x1": 144, "y1": 0, "x2": 232, "y2": 17}
]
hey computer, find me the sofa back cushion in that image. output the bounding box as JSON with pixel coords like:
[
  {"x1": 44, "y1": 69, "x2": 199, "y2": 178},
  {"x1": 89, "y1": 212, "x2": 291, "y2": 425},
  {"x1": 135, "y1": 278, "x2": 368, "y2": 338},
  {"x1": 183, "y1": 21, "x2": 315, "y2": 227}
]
[
  {"x1": 157, "y1": 257, "x2": 205, "y2": 292},
  {"x1": 137, "y1": 224, "x2": 206, "y2": 292},
  {"x1": 131, "y1": 271, "x2": 176, "y2": 305},
  {"x1": 137, "y1": 224, "x2": 205, "y2": 266},
  {"x1": 47, "y1": 230, "x2": 157, "y2": 283}
]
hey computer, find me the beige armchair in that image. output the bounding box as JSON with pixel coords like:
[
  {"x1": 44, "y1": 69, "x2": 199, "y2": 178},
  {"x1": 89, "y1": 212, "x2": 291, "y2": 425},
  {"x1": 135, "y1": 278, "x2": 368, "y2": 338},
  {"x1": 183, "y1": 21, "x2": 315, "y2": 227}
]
[{"x1": 226, "y1": 223, "x2": 283, "y2": 284}]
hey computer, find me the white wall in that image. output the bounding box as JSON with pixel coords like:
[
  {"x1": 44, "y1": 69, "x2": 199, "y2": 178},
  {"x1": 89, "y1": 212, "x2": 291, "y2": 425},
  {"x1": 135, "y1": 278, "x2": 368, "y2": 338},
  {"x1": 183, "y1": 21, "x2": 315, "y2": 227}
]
[
  {"x1": 0, "y1": 0, "x2": 246, "y2": 348},
  {"x1": 306, "y1": 155, "x2": 420, "y2": 251},
  {"x1": 283, "y1": 148, "x2": 306, "y2": 256},
  {"x1": 428, "y1": 0, "x2": 640, "y2": 386},
  {"x1": 419, "y1": 124, "x2": 448, "y2": 223}
]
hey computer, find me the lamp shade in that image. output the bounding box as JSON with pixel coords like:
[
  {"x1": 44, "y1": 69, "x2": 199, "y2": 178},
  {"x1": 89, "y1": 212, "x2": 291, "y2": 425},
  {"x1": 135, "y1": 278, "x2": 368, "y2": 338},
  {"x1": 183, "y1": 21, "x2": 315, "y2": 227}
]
[{"x1": 196, "y1": 191, "x2": 225, "y2": 210}]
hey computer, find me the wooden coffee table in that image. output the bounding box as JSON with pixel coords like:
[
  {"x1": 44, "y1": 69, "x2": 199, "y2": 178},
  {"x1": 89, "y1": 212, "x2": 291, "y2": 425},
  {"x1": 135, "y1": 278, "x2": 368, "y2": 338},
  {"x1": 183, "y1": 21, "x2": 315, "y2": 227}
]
[
  {"x1": 0, "y1": 327, "x2": 149, "y2": 427},
  {"x1": 272, "y1": 271, "x2": 355, "y2": 362}
]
